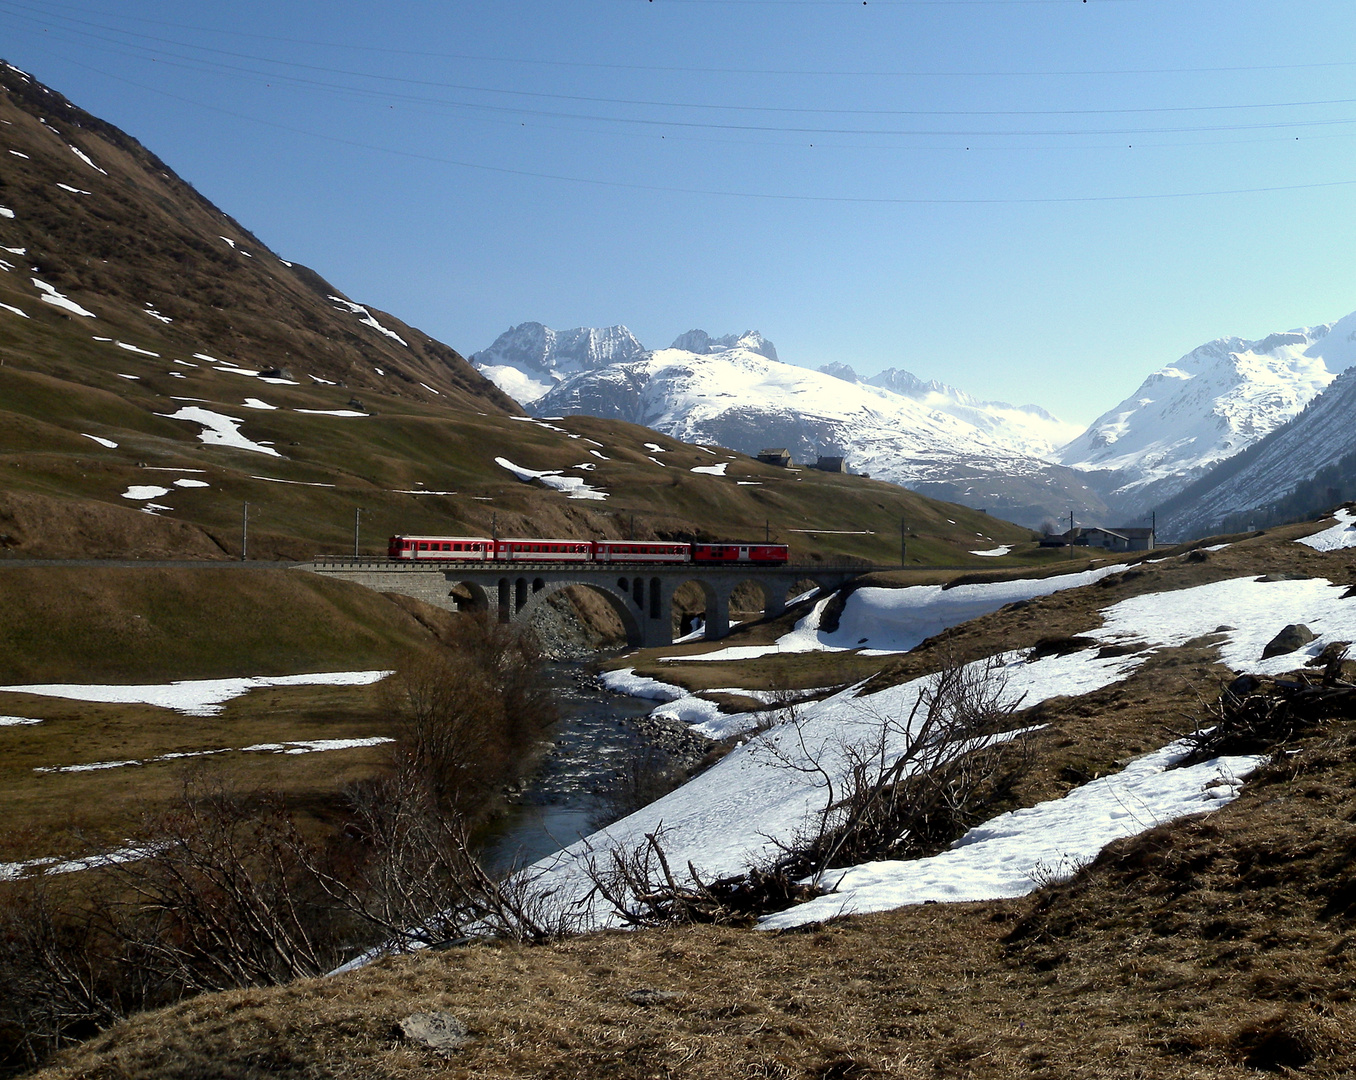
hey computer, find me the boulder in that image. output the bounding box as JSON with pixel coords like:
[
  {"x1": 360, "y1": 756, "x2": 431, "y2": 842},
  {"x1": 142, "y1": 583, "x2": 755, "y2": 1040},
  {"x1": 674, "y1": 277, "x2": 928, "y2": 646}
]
[
  {"x1": 1262, "y1": 624, "x2": 1317, "y2": 660},
  {"x1": 396, "y1": 1012, "x2": 471, "y2": 1053}
]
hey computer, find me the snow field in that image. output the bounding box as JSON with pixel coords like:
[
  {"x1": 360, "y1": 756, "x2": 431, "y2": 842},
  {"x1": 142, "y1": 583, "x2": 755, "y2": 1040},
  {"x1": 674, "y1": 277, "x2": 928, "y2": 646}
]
[
  {"x1": 496, "y1": 456, "x2": 608, "y2": 500},
  {"x1": 327, "y1": 295, "x2": 408, "y2": 346},
  {"x1": 759, "y1": 740, "x2": 1264, "y2": 929},
  {"x1": 158, "y1": 405, "x2": 281, "y2": 457},
  {"x1": 664, "y1": 562, "x2": 1128, "y2": 663},
  {"x1": 538, "y1": 571, "x2": 1356, "y2": 929},
  {"x1": 1297, "y1": 508, "x2": 1356, "y2": 551},
  {"x1": 32, "y1": 277, "x2": 95, "y2": 317},
  {"x1": 120, "y1": 485, "x2": 169, "y2": 501},
  {"x1": 36, "y1": 737, "x2": 395, "y2": 775},
  {"x1": 1, "y1": 844, "x2": 156, "y2": 884},
  {"x1": 0, "y1": 670, "x2": 393, "y2": 717}
]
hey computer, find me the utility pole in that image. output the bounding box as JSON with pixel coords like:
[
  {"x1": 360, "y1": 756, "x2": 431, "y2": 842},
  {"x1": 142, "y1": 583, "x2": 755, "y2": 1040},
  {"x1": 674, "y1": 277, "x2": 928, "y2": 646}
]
[
  {"x1": 1068, "y1": 510, "x2": 1074, "y2": 561},
  {"x1": 353, "y1": 507, "x2": 363, "y2": 558},
  {"x1": 491, "y1": 512, "x2": 498, "y2": 540},
  {"x1": 900, "y1": 515, "x2": 907, "y2": 568},
  {"x1": 241, "y1": 501, "x2": 248, "y2": 562},
  {"x1": 765, "y1": 518, "x2": 770, "y2": 543}
]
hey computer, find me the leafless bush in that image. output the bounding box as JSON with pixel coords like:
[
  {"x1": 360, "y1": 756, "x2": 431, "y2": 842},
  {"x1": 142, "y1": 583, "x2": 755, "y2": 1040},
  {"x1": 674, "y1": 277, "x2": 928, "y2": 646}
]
[
  {"x1": 0, "y1": 881, "x2": 130, "y2": 1070},
  {"x1": 1183, "y1": 661, "x2": 1356, "y2": 766},
  {"x1": 382, "y1": 619, "x2": 556, "y2": 816},
  {"x1": 761, "y1": 650, "x2": 1029, "y2": 886},
  {"x1": 578, "y1": 651, "x2": 1030, "y2": 925},
  {"x1": 577, "y1": 828, "x2": 814, "y2": 928},
  {"x1": 107, "y1": 777, "x2": 337, "y2": 995},
  {"x1": 307, "y1": 766, "x2": 577, "y2": 950}
]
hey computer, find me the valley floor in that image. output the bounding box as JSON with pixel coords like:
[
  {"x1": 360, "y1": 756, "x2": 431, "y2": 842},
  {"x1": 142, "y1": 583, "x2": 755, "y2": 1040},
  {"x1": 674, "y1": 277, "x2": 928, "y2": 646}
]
[
  {"x1": 28, "y1": 711, "x2": 1356, "y2": 1079},
  {"x1": 18, "y1": 512, "x2": 1356, "y2": 1079}
]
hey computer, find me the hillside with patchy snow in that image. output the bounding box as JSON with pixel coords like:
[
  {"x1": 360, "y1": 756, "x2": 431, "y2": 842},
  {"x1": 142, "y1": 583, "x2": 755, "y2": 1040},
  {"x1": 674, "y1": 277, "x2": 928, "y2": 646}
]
[{"x1": 1060, "y1": 318, "x2": 1342, "y2": 519}]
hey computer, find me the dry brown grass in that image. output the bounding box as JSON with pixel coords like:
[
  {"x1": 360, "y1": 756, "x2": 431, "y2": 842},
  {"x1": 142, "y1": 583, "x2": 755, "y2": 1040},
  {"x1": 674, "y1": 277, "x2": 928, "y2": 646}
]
[
  {"x1": 0, "y1": 681, "x2": 395, "y2": 864},
  {"x1": 26, "y1": 712, "x2": 1356, "y2": 1080},
  {"x1": 21, "y1": 517, "x2": 1356, "y2": 1080}
]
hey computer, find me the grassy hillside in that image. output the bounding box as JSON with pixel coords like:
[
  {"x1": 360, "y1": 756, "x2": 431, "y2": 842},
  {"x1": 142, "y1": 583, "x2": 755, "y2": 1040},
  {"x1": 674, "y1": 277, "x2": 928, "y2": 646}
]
[
  {"x1": 0, "y1": 567, "x2": 470, "y2": 861},
  {"x1": 17, "y1": 512, "x2": 1356, "y2": 1079},
  {"x1": 0, "y1": 62, "x2": 1039, "y2": 567},
  {"x1": 0, "y1": 566, "x2": 454, "y2": 684}
]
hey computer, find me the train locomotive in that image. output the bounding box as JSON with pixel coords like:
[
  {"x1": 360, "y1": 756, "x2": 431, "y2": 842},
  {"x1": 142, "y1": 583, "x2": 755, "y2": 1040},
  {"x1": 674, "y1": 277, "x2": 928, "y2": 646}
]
[{"x1": 387, "y1": 535, "x2": 789, "y2": 565}]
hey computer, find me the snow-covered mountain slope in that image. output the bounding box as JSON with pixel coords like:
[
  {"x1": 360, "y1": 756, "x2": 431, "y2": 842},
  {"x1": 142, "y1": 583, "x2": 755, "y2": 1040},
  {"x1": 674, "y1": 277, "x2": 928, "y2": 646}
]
[
  {"x1": 527, "y1": 333, "x2": 1105, "y2": 528},
  {"x1": 1156, "y1": 312, "x2": 1356, "y2": 538},
  {"x1": 1059, "y1": 319, "x2": 1341, "y2": 518},
  {"x1": 470, "y1": 322, "x2": 647, "y2": 405},
  {"x1": 839, "y1": 365, "x2": 1082, "y2": 459}
]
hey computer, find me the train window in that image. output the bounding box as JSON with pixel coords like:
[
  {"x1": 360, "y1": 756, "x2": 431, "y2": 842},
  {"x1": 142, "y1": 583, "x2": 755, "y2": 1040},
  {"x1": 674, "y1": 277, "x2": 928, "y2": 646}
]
[{"x1": 418, "y1": 542, "x2": 429, "y2": 551}]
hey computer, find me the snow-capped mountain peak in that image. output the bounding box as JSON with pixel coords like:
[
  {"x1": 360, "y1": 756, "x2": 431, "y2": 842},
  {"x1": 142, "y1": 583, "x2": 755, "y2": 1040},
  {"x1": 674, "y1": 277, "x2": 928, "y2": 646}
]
[
  {"x1": 469, "y1": 321, "x2": 1103, "y2": 526},
  {"x1": 669, "y1": 329, "x2": 779, "y2": 362},
  {"x1": 1058, "y1": 318, "x2": 1340, "y2": 517},
  {"x1": 470, "y1": 321, "x2": 647, "y2": 405}
]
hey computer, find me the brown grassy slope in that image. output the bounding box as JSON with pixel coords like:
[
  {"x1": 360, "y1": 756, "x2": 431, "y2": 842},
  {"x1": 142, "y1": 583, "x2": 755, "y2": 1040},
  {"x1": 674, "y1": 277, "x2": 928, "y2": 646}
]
[
  {"x1": 26, "y1": 512, "x2": 1356, "y2": 1080},
  {"x1": 28, "y1": 719, "x2": 1356, "y2": 1080},
  {"x1": 0, "y1": 565, "x2": 458, "y2": 683},
  {"x1": 0, "y1": 568, "x2": 466, "y2": 860},
  {"x1": 0, "y1": 63, "x2": 513, "y2": 411}
]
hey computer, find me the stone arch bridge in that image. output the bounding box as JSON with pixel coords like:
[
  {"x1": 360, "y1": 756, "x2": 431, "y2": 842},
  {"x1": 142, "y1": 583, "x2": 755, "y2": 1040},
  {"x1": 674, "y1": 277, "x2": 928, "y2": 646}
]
[{"x1": 299, "y1": 558, "x2": 870, "y2": 649}]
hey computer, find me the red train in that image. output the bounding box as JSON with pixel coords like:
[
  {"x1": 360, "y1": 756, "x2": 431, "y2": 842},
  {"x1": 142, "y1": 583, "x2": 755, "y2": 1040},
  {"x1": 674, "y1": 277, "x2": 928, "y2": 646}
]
[{"x1": 387, "y1": 535, "x2": 789, "y2": 565}]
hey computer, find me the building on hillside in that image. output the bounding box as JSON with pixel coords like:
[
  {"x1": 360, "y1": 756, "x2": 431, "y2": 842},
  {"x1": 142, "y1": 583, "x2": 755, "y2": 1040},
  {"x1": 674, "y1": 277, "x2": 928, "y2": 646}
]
[
  {"x1": 757, "y1": 448, "x2": 792, "y2": 467},
  {"x1": 1041, "y1": 526, "x2": 1156, "y2": 552},
  {"x1": 813, "y1": 455, "x2": 847, "y2": 473}
]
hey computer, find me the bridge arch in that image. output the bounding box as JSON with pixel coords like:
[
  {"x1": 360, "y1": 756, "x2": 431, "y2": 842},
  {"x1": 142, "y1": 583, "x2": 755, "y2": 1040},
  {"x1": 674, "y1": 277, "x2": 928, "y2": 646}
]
[
  {"x1": 512, "y1": 578, "x2": 645, "y2": 648},
  {"x1": 445, "y1": 578, "x2": 492, "y2": 615}
]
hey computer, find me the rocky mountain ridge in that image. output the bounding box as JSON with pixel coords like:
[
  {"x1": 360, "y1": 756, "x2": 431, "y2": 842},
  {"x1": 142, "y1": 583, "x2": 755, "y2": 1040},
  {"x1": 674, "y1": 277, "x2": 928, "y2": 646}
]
[
  {"x1": 1061, "y1": 319, "x2": 1342, "y2": 520},
  {"x1": 1154, "y1": 311, "x2": 1356, "y2": 538},
  {"x1": 472, "y1": 323, "x2": 1104, "y2": 527}
]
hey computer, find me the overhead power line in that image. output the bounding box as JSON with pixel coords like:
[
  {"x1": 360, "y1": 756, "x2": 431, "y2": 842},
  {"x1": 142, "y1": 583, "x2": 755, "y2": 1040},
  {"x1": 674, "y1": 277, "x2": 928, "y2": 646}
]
[
  {"x1": 8, "y1": 8, "x2": 1356, "y2": 140},
  {"x1": 7, "y1": 0, "x2": 1356, "y2": 81},
  {"x1": 56, "y1": 54, "x2": 1356, "y2": 209}
]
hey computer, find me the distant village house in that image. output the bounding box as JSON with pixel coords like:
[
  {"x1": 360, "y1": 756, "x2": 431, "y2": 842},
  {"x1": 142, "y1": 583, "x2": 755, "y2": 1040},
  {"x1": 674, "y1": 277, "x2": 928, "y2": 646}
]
[
  {"x1": 1040, "y1": 526, "x2": 1155, "y2": 552},
  {"x1": 812, "y1": 455, "x2": 847, "y2": 473},
  {"x1": 756, "y1": 448, "x2": 792, "y2": 467}
]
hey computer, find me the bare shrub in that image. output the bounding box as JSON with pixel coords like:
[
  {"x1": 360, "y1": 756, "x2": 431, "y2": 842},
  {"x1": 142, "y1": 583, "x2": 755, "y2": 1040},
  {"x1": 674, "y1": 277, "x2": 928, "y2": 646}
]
[
  {"x1": 762, "y1": 650, "x2": 1029, "y2": 886},
  {"x1": 580, "y1": 651, "x2": 1031, "y2": 925},
  {"x1": 382, "y1": 618, "x2": 556, "y2": 816},
  {"x1": 1183, "y1": 661, "x2": 1356, "y2": 766},
  {"x1": 0, "y1": 881, "x2": 129, "y2": 1070},
  {"x1": 308, "y1": 766, "x2": 576, "y2": 951},
  {"x1": 579, "y1": 828, "x2": 815, "y2": 928},
  {"x1": 108, "y1": 777, "x2": 337, "y2": 995}
]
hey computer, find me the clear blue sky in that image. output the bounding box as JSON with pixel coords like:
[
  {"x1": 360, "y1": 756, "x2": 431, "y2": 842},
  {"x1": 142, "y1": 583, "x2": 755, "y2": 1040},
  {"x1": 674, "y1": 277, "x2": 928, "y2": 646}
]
[{"x1": 3, "y1": 0, "x2": 1355, "y2": 425}]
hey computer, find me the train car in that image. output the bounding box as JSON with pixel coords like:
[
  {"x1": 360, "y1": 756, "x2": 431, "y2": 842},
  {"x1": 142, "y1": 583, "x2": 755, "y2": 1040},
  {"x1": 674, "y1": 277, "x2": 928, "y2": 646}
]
[
  {"x1": 593, "y1": 540, "x2": 691, "y2": 564},
  {"x1": 388, "y1": 535, "x2": 494, "y2": 560},
  {"x1": 691, "y1": 542, "x2": 790, "y2": 564},
  {"x1": 494, "y1": 538, "x2": 593, "y2": 562}
]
